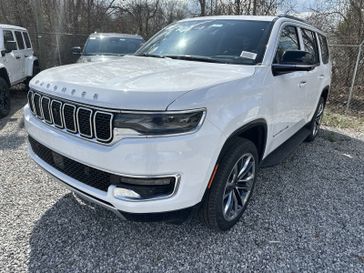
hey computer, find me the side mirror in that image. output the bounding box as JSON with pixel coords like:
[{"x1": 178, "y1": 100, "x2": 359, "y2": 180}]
[
  {"x1": 281, "y1": 50, "x2": 315, "y2": 65},
  {"x1": 72, "y1": 46, "x2": 82, "y2": 55},
  {"x1": 272, "y1": 50, "x2": 316, "y2": 76},
  {"x1": 4, "y1": 41, "x2": 17, "y2": 53}
]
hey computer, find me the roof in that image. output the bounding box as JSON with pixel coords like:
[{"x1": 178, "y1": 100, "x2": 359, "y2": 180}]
[
  {"x1": 89, "y1": 33, "x2": 144, "y2": 39},
  {"x1": 180, "y1": 15, "x2": 324, "y2": 35},
  {"x1": 181, "y1": 15, "x2": 277, "y2": 22},
  {"x1": 0, "y1": 24, "x2": 27, "y2": 31}
]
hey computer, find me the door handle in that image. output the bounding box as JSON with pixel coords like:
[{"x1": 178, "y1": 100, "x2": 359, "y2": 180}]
[
  {"x1": 319, "y1": 74, "x2": 325, "y2": 79},
  {"x1": 15, "y1": 56, "x2": 21, "y2": 59},
  {"x1": 24, "y1": 55, "x2": 29, "y2": 57},
  {"x1": 299, "y1": 81, "x2": 307, "y2": 88}
]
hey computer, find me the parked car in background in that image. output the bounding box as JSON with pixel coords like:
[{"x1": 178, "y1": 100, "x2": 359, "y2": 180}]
[
  {"x1": 25, "y1": 15, "x2": 331, "y2": 231},
  {"x1": 72, "y1": 33, "x2": 144, "y2": 63},
  {"x1": 0, "y1": 24, "x2": 39, "y2": 118}
]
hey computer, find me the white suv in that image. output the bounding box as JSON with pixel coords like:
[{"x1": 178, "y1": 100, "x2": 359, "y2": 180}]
[
  {"x1": 0, "y1": 24, "x2": 39, "y2": 117},
  {"x1": 25, "y1": 15, "x2": 331, "y2": 231}
]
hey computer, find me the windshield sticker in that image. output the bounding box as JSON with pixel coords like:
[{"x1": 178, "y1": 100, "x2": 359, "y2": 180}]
[{"x1": 240, "y1": 51, "x2": 257, "y2": 60}]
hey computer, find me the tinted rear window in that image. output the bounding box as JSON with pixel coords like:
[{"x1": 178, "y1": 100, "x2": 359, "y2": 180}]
[
  {"x1": 301, "y1": 28, "x2": 320, "y2": 65},
  {"x1": 14, "y1": 31, "x2": 25, "y2": 50},
  {"x1": 319, "y1": 34, "x2": 329, "y2": 64},
  {"x1": 23, "y1": 32, "x2": 32, "y2": 48}
]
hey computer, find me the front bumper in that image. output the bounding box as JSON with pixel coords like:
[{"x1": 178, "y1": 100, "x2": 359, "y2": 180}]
[{"x1": 24, "y1": 105, "x2": 223, "y2": 214}]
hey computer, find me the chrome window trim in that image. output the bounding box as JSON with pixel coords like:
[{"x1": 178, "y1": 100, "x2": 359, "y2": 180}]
[
  {"x1": 50, "y1": 100, "x2": 64, "y2": 128},
  {"x1": 62, "y1": 103, "x2": 77, "y2": 133},
  {"x1": 40, "y1": 96, "x2": 53, "y2": 124},
  {"x1": 76, "y1": 107, "x2": 93, "y2": 138},
  {"x1": 93, "y1": 111, "x2": 113, "y2": 143}
]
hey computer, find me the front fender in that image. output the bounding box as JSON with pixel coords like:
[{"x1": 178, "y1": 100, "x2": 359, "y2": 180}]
[{"x1": 24, "y1": 56, "x2": 38, "y2": 77}]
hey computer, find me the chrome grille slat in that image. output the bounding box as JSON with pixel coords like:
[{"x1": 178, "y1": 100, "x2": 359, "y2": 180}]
[
  {"x1": 77, "y1": 107, "x2": 93, "y2": 138},
  {"x1": 63, "y1": 103, "x2": 77, "y2": 133},
  {"x1": 41, "y1": 96, "x2": 52, "y2": 123},
  {"x1": 28, "y1": 90, "x2": 114, "y2": 144}
]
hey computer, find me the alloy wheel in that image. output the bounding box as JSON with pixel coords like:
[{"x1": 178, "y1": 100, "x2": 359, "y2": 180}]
[
  {"x1": 313, "y1": 101, "x2": 324, "y2": 136},
  {"x1": 222, "y1": 153, "x2": 255, "y2": 221}
]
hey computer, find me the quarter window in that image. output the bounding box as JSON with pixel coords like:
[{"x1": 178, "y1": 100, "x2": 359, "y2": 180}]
[
  {"x1": 23, "y1": 32, "x2": 32, "y2": 48},
  {"x1": 274, "y1": 26, "x2": 300, "y2": 64},
  {"x1": 301, "y1": 29, "x2": 319, "y2": 65},
  {"x1": 318, "y1": 34, "x2": 329, "y2": 64},
  {"x1": 14, "y1": 31, "x2": 25, "y2": 50}
]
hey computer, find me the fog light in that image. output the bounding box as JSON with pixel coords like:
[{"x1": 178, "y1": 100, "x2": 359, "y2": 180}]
[
  {"x1": 119, "y1": 176, "x2": 173, "y2": 185},
  {"x1": 113, "y1": 188, "x2": 141, "y2": 200}
]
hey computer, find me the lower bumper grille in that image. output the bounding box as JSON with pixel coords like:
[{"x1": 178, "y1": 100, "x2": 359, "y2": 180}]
[{"x1": 28, "y1": 136, "x2": 176, "y2": 197}]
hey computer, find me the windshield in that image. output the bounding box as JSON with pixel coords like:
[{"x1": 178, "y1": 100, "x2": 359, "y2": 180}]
[
  {"x1": 83, "y1": 36, "x2": 144, "y2": 56},
  {"x1": 136, "y1": 19, "x2": 272, "y2": 65}
]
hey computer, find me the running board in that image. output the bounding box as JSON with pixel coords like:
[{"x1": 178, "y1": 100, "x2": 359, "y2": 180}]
[{"x1": 260, "y1": 127, "x2": 311, "y2": 168}]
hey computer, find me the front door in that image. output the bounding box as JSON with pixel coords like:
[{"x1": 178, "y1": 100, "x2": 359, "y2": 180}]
[
  {"x1": 2, "y1": 29, "x2": 23, "y2": 84},
  {"x1": 268, "y1": 24, "x2": 309, "y2": 150}
]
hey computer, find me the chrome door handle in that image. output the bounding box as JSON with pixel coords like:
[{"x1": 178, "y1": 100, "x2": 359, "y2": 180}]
[
  {"x1": 319, "y1": 74, "x2": 325, "y2": 79},
  {"x1": 299, "y1": 81, "x2": 307, "y2": 88}
]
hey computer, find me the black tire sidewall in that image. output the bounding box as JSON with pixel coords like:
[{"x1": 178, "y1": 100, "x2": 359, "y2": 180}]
[
  {"x1": 0, "y1": 78, "x2": 10, "y2": 118},
  {"x1": 306, "y1": 97, "x2": 325, "y2": 142},
  {"x1": 203, "y1": 138, "x2": 259, "y2": 231}
]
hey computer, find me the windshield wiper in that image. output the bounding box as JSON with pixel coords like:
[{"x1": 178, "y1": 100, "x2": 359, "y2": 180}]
[
  {"x1": 163, "y1": 55, "x2": 226, "y2": 64},
  {"x1": 135, "y1": 53, "x2": 165, "y2": 58}
]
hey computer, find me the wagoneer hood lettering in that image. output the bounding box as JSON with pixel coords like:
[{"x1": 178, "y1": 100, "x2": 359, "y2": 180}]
[{"x1": 30, "y1": 55, "x2": 255, "y2": 110}]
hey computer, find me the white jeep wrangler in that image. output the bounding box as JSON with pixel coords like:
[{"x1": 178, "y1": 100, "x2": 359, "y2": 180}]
[
  {"x1": 25, "y1": 15, "x2": 332, "y2": 231},
  {"x1": 0, "y1": 24, "x2": 39, "y2": 118}
]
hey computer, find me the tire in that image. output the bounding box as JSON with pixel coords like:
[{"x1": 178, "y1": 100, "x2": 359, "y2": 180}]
[
  {"x1": 25, "y1": 63, "x2": 40, "y2": 88},
  {"x1": 200, "y1": 138, "x2": 259, "y2": 231},
  {"x1": 0, "y1": 77, "x2": 10, "y2": 118},
  {"x1": 305, "y1": 97, "x2": 325, "y2": 142}
]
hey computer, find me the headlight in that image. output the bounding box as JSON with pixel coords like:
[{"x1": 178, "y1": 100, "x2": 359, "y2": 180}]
[{"x1": 113, "y1": 109, "x2": 206, "y2": 135}]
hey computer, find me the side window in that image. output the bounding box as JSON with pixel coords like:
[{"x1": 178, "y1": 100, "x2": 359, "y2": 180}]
[
  {"x1": 274, "y1": 26, "x2": 300, "y2": 64},
  {"x1": 3, "y1": 30, "x2": 15, "y2": 43},
  {"x1": 14, "y1": 31, "x2": 25, "y2": 50},
  {"x1": 301, "y1": 28, "x2": 320, "y2": 65},
  {"x1": 3, "y1": 30, "x2": 17, "y2": 51},
  {"x1": 23, "y1": 32, "x2": 32, "y2": 48},
  {"x1": 318, "y1": 34, "x2": 329, "y2": 64}
]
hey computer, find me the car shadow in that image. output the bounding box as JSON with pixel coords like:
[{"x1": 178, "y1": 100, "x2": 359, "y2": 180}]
[
  {"x1": 0, "y1": 85, "x2": 28, "y2": 149},
  {"x1": 27, "y1": 129, "x2": 364, "y2": 272}
]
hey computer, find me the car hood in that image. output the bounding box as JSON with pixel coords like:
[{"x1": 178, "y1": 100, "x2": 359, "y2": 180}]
[
  {"x1": 77, "y1": 55, "x2": 124, "y2": 63},
  {"x1": 30, "y1": 55, "x2": 256, "y2": 110}
]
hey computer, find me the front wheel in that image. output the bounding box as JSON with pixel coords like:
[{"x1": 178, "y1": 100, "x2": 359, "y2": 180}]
[
  {"x1": 0, "y1": 78, "x2": 10, "y2": 118},
  {"x1": 305, "y1": 97, "x2": 325, "y2": 142},
  {"x1": 200, "y1": 138, "x2": 258, "y2": 231}
]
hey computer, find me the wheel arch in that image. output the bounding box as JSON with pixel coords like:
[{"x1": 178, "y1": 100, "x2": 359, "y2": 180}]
[
  {"x1": 217, "y1": 119, "x2": 268, "y2": 164},
  {"x1": 321, "y1": 85, "x2": 330, "y2": 104}
]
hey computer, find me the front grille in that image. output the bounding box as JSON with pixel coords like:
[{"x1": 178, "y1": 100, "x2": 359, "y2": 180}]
[
  {"x1": 28, "y1": 90, "x2": 114, "y2": 143},
  {"x1": 29, "y1": 136, "x2": 176, "y2": 197}
]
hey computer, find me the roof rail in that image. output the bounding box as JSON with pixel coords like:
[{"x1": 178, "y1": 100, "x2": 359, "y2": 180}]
[{"x1": 277, "y1": 14, "x2": 308, "y2": 24}]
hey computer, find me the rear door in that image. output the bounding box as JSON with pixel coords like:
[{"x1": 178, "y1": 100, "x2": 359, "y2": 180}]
[
  {"x1": 14, "y1": 30, "x2": 26, "y2": 79},
  {"x1": 299, "y1": 28, "x2": 321, "y2": 118},
  {"x1": 22, "y1": 31, "x2": 33, "y2": 58},
  {"x1": 2, "y1": 29, "x2": 23, "y2": 84}
]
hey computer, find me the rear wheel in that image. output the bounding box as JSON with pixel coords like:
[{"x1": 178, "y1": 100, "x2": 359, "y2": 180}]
[
  {"x1": 200, "y1": 138, "x2": 258, "y2": 231},
  {"x1": 305, "y1": 97, "x2": 325, "y2": 142},
  {"x1": 25, "y1": 63, "x2": 40, "y2": 88},
  {"x1": 0, "y1": 78, "x2": 10, "y2": 118}
]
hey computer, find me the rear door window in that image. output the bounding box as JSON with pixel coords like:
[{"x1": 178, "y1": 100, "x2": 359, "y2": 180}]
[
  {"x1": 22, "y1": 32, "x2": 32, "y2": 48},
  {"x1": 274, "y1": 26, "x2": 300, "y2": 64},
  {"x1": 14, "y1": 31, "x2": 25, "y2": 50},
  {"x1": 301, "y1": 28, "x2": 320, "y2": 65},
  {"x1": 318, "y1": 34, "x2": 329, "y2": 64}
]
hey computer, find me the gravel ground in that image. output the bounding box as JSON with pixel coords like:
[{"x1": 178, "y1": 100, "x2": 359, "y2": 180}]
[{"x1": 1, "y1": 88, "x2": 364, "y2": 273}]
